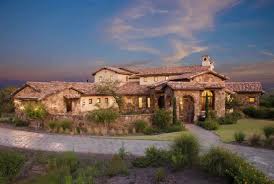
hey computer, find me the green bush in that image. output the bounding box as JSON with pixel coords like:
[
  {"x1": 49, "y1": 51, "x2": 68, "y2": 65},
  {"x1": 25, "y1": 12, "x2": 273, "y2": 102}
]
[
  {"x1": 154, "y1": 168, "x2": 166, "y2": 183},
  {"x1": 47, "y1": 152, "x2": 79, "y2": 173},
  {"x1": 234, "y1": 131, "x2": 245, "y2": 143},
  {"x1": 165, "y1": 124, "x2": 185, "y2": 133},
  {"x1": 170, "y1": 151, "x2": 187, "y2": 171},
  {"x1": 198, "y1": 119, "x2": 219, "y2": 130},
  {"x1": 12, "y1": 117, "x2": 29, "y2": 127},
  {"x1": 218, "y1": 112, "x2": 242, "y2": 125},
  {"x1": 24, "y1": 103, "x2": 47, "y2": 120},
  {"x1": 243, "y1": 106, "x2": 274, "y2": 119},
  {"x1": 47, "y1": 119, "x2": 73, "y2": 132},
  {"x1": 87, "y1": 108, "x2": 119, "y2": 126},
  {"x1": 106, "y1": 155, "x2": 128, "y2": 177},
  {"x1": 152, "y1": 109, "x2": 172, "y2": 130},
  {"x1": 132, "y1": 146, "x2": 170, "y2": 168},
  {"x1": 263, "y1": 126, "x2": 274, "y2": 138},
  {"x1": 134, "y1": 120, "x2": 148, "y2": 133},
  {"x1": 170, "y1": 134, "x2": 199, "y2": 168},
  {"x1": 143, "y1": 126, "x2": 159, "y2": 135},
  {"x1": 201, "y1": 147, "x2": 271, "y2": 184},
  {"x1": 0, "y1": 150, "x2": 25, "y2": 180},
  {"x1": 248, "y1": 134, "x2": 261, "y2": 146}
]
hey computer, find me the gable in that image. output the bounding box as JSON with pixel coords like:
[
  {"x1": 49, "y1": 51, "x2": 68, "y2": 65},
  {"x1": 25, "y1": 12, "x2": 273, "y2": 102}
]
[{"x1": 192, "y1": 73, "x2": 224, "y2": 83}]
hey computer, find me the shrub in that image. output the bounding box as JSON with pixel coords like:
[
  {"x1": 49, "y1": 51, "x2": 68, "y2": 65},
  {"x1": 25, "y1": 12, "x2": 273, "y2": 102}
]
[
  {"x1": 24, "y1": 103, "x2": 47, "y2": 120},
  {"x1": 201, "y1": 147, "x2": 271, "y2": 184},
  {"x1": 154, "y1": 168, "x2": 166, "y2": 183},
  {"x1": 134, "y1": 120, "x2": 148, "y2": 133},
  {"x1": 12, "y1": 117, "x2": 29, "y2": 127},
  {"x1": 170, "y1": 151, "x2": 186, "y2": 170},
  {"x1": 264, "y1": 135, "x2": 274, "y2": 148},
  {"x1": 87, "y1": 108, "x2": 119, "y2": 127},
  {"x1": 143, "y1": 126, "x2": 159, "y2": 135},
  {"x1": 170, "y1": 134, "x2": 199, "y2": 168},
  {"x1": 48, "y1": 121, "x2": 57, "y2": 131},
  {"x1": 165, "y1": 124, "x2": 184, "y2": 133},
  {"x1": 117, "y1": 144, "x2": 128, "y2": 160},
  {"x1": 248, "y1": 133, "x2": 261, "y2": 146},
  {"x1": 60, "y1": 119, "x2": 73, "y2": 131},
  {"x1": 152, "y1": 109, "x2": 172, "y2": 130},
  {"x1": 132, "y1": 146, "x2": 170, "y2": 168},
  {"x1": 218, "y1": 112, "x2": 241, "y2": 125},
  {"x1": 0, "y1": 150, "x2": 25, "y2": 180},
  {"x1": 198, "y1": 118, "x2": 219, "y2": 130},
  {"x1": 106, "y1": 155, "x2": 128, "y2": 177},
  {"x1": 263, "y1": 126, "x2": 274, "y2": 138},
  {"x1": 48, "y1": 152, "x2": 79, "y2": 173},
  {"x1": 234, "y1": 131, "x2": 245, "y2": 143},
  {"x1": 243, "y1": 106, "x2": 274, "y2": 119}
]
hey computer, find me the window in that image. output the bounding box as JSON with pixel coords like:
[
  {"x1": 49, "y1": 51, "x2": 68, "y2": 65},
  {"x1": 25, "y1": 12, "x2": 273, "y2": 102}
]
[
  {"x1": 82, "y1": 101, "x2": 85, "y2": 107},
  {"x1": 201, "y1": 90, "x2": 214, "y2": 111},
  {"x1": 165, "y1": 76, "x2": 169, "y2": 80},
  {"x1": 147, "y1": 97, "x2": 151, "y2": 108},
  {"x1": 127, "y1": 97, "x2": 133, "y2": 104},
  {"x1": 89, "y1": 99, "x2": 92, "y2": 104},
  {"x1": 126, "y1": 76, "x2": 129, "y2": 81},
  {"x1": 97, "y1": 98, "x2": 101, "y2": 103},
  {"x1": 154, "y1": 77, "x2": 158, "y2": 82},
  {"x1": 249, "y1": 97, "x2": 255, "y2": 103},
  {"x1": 99, "y1": 76, "x2": 102, "y2": 82},
  {"x1": 144, "y1": 77, "x2": 147, "y2": 82},
  {"x1": 138, "y1": 97, "x2": 143, "y2": 108},
  {"x1": 105, "y1": 98, "x2": 109, "y2": 104}
]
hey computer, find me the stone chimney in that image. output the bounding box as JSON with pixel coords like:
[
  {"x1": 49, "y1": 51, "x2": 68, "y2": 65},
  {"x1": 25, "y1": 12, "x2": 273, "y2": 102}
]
[{"x1": 201, "y1": 55, "x2": 214, "y2": 70}]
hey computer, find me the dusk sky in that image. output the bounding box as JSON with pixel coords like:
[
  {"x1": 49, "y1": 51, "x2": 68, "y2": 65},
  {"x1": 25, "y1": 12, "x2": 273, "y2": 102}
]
[{"x1": 1, "y1": 0, "x2": 274, "y2": 88}]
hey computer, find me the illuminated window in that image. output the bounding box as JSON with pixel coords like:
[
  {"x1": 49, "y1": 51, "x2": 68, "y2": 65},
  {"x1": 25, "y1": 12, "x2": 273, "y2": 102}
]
[
  {"x1": 144, "y1": 77, "x2": 147, "y2": 82},
  {"x1": 105, "y1": 98, "x2": 109, "y2": 104},
  {"x1": 99, "y1": 76, "x2": 102, "y2": 82},
  {"x1": 249, "y1": 97, "x2": 255, "y2": 103},
  {"x1": 165, "y1": 76, "x2": 169, "y2": 80},
  {"x1": 138, "y1": 97, "x2": 143, "y2": 108},
  {"x1": 154, "y1": 77, "x2": 158, "y2": 82},
  {"x1": 201, "y1": 90, "x2": 214, "y2": 110},
  {"x1": 89, "y1": 99, "x2": 92, "y2": 104},
  {"x1": 97, "y1": 98, "x2": 101, "y2": 103},
  {"x1": 147, "y1": 97, "x2": 151, "y2": 108}
]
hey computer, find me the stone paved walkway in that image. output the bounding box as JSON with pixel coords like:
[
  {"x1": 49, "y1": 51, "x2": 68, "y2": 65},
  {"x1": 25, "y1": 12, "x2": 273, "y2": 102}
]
[
  {"x1": 0, "y1": 127, "x2": 170, "y2": 156},
  {"x1": 0, "y1": 126, "x2": 274, "y2": 179},
  {"x1": 186, "y1": 124, "x2": 274, "y2": 180}
]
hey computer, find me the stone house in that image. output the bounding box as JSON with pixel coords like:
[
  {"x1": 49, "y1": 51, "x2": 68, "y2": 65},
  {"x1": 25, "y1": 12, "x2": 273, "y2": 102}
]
[{"x1": 13, "y1": 55, "x2": 263, "y2": 123}]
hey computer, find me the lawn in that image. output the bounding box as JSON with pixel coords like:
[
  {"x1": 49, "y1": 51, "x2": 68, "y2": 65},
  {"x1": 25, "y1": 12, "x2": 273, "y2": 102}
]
[
  {"x1": 111, "y1": 131, "x2": 190, "y2": 141},
  {"x1": 214, "y1": 118, "x2": 274, "y2": 142}
]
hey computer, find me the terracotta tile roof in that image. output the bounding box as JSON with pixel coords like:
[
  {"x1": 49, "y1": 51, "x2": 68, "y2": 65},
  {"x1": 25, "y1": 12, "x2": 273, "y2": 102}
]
[
  {"x1": 225, "y1": 82, "x2": 263, "y2": 93},
  {"x1": 166, "y1": 81, "x2": 225, "y2": 90},
  {"x1": 118, "y1": 82, "x2": 150, "y2": 95},
  {"x1": 136, "y1": 65, "x2": 209, "y2": 76},
  {"x1": 169, "y1": 70, "x2": 228, "y2": 81},
  {"x1": 92, "y1": 67, "x2": 134, "y2": 76}
]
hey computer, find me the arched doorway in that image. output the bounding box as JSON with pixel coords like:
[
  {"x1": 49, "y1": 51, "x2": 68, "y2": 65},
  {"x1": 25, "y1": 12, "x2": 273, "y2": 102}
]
[
  {"x1": 180, "y1": 96, "x2": 195, "y2": 123},
  {"x1": 158, "y1": 96, "x2": 165, "y2": 109}
]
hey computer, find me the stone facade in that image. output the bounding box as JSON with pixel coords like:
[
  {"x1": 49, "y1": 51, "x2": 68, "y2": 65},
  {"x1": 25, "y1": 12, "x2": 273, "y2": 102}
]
[{"x1": 234, "y1": 92, "x2": 261, "y2": 107}]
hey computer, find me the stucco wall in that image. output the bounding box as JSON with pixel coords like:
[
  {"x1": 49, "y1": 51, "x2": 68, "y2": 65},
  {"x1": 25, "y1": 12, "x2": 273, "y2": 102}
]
[
  {"x1": 94, "y1": 69, "x2": 129, "y2": 83},
  {"x1": 140, "y1": 75, "x2": 170, "y2": 85},
  {"x1": 193, "y1": 73, "x2": 224, "y2": 83},
  {"x1": 80, "y1": 96, "x2": 118, "y2": 112},
  {"x1": 120, "y1": 95, "x2": 153, "y2": 114}
]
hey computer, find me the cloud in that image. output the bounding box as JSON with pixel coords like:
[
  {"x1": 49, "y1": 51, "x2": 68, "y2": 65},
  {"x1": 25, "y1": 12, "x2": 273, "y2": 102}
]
[
  {"x1": 164, "y1": 40, "x2": 208, "y2": 65},
  {"x1": 107, "y1": 0, "x2": 239, "y2": 62},
  {"x1": 260, "y1": 51, "x2": 274, "y2": 57}
]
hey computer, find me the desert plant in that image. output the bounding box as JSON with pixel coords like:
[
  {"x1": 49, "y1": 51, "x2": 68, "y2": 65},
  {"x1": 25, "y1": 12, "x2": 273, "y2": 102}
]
[
  {"x1": 165, "y1": 123, "x2": 185, "y2": 133},
  {"x1": 218, "y1": 112, "x2": 241, "y2": 125},
  {"x1": 87, "y1": 108, "x2": 119, "y2": 127},
  {"x1": 143, "y1": 126, "x2": 159, "y2": 135},
  {"x1": 117, "y1": 144, "x2": 128, "y2": 160},
  {"x1": 106, "y1": 155, "x2": 128, "y2": 177},
  {"x1": 60, "y1": 119, "x2": 73, "y2": 131},
  {"x1": 133, "y1": 120, "x2": 148, "y2": 133},
  {"x1": 152, "y1": 109, "x2": 172, "y2": 130},
  {"x1": 154, "y1": 168, "x2": 166, "y2": 183},
  {"x1": 47, "y1": 152, "x2": 79, "y2": 173},
  {"x1": 12, "y1": 117, "x2": 29, "y2": 127},
  {"x1": 201, "y1": 147, "x2": 271, "y2": 184},
  {"x1": 248, "y1": 133, "x2": 261, "y2": 146},
  {"x1": 170, "y1": 151, "x2": 186, "y2": 170},
  {"x1": 0, "y1": 150, "x2": 25, "y2": 181},
  {"x1": 198, "y1": 118, "x2": 219, "y2": 130},
  {"x1": 170, "y1": 134, "x2": 199, "y2": 168},
  {"x1": 263, "y1": 126, "x2": 274, "y2": 138},
  {"x1": 234, "y1": 131, "x2": 245, "y2": 143}
]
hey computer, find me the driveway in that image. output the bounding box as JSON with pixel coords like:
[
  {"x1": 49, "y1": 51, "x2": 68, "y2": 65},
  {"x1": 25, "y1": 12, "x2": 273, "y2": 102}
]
[{"x1": 186, "y1": 124, "x2": 274, "y2": 180}]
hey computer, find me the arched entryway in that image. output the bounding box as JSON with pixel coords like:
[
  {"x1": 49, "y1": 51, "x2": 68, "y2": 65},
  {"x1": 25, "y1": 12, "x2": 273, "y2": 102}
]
[
  {"x1": 179, "y1": 96, "x2": 195, "y2": 123},
  {"x1": 158, "y1": 96, "x2": 165, "y2": 109}
]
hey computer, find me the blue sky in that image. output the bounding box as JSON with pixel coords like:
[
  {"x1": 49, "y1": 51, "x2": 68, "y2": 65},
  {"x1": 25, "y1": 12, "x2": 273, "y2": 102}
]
[{"x1": 0, "y1": 0, "x2": 274, "y2": 87}]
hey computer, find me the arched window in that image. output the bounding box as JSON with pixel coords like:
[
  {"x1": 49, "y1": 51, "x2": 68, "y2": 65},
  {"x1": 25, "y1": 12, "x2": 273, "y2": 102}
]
[{"x1": 201, "y1": 90, "x2": 214, "y2": 111}]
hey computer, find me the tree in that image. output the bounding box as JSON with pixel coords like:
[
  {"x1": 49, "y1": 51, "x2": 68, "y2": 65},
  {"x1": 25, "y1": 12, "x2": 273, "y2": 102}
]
[
  {"x1": 172, "y1": 97, "x2": 177, "y2": 124},
  {"x1": 95, "y1": 79, "x2": 122, "y2": 110},
  {"x1": 225, "y1": 95, "x2": 241, "y2": 110},
  {"x1": 87, "y1": 108, "x2": 119, "y2": 127},
  {"x1": 0, "y1": 87, "x2": 16, "y2": 116}
]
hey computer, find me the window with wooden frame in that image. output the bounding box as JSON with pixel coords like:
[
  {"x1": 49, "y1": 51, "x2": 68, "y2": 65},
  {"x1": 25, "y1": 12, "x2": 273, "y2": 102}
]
[
  {"x1": 144, "y1": 77, "x2": 147, "y2": 82},
  {"x1": 138, "y1": 97, "x2": 143, "y2": 108},
  {"x1": 89, "y1": 99, "x2": 92, "y2": 104},
  {"x1": 249, "y1": 97, "x2": 255, "y2": 103},
  {"x1": 82, "y1": 101, "x2": 85, "y2": 106},
  {"x1": 105, "y1": 98, "x2": 109, "y2": 104},
  {"x1": 200, "y1": 90, "x2": 214, "y2": 111},
  {"x1": 154, "y1": 76, "x2": 158, "y2": 82},
  {"x1": 147, "y1": 97, "x2": 151, "y2": 108},
  {"x1": 97, "y1": 98, "x2": 101, "y2": 103},
  {"x1": 165, "y1": 76, "x2": 169, "y2": 80}
]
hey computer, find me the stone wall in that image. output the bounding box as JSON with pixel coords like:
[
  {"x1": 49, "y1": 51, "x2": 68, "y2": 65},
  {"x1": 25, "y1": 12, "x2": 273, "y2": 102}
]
[
  {"x1": 193, "y1": 73, "x2": 224, "y2": 83},
  {"x1": 235, "y1": 92, "x2": 261, "y2": 107},
  {"x1": 120, "y1": 95, "x2": 153, "y2": 114},
  {"x1": 214, "y1": 89, "x2": 226, "y2": 117}
]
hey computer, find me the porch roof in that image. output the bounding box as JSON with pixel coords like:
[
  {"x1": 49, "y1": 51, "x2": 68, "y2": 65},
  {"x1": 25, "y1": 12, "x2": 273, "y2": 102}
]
[{"x1": 225, "y1": 82, "x2": 263, "y2": 93}]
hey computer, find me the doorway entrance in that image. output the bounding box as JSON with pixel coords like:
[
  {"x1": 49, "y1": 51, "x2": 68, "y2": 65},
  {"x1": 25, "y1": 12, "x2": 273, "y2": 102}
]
[
  {"x1": 180, "y1": 96, "x2": 194, "y2": 123},
  {"x1": 65, "y1": 99, "x2": 72, "y2": 112},
  {"x1": 158, "y1": 96, "x2": 165, "y2": 109}
]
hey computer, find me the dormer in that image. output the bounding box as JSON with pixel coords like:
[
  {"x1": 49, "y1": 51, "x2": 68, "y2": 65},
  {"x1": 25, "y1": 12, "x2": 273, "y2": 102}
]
[{"x1": 202, "y1": 55, "x2": 214, "y2": 70}]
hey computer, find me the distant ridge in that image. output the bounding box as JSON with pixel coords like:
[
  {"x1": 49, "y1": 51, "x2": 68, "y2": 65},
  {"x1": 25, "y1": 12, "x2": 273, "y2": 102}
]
[{"x1": 0, "y1": 80, "x2": 26, "y2": 89}]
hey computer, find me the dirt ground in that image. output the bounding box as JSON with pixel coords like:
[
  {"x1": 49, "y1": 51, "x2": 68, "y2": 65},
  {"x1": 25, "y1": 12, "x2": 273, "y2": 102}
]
[{"x1": 0, "y1": 146, "x2": 227, "y2": 184}]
